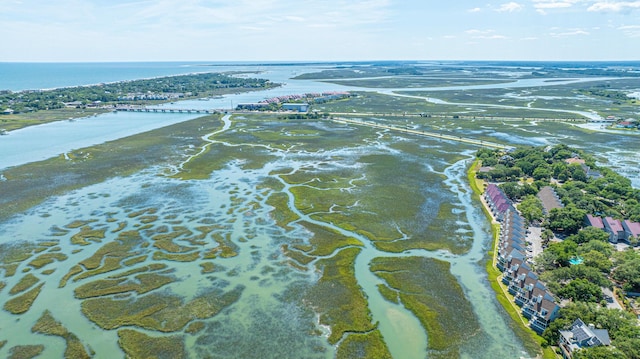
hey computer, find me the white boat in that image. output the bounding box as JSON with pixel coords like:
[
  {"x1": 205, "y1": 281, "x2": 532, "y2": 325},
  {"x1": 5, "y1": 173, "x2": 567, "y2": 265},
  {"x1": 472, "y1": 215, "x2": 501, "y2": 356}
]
[{"x1": 0, "y1": 129, "x2": 8, "y2": 135}]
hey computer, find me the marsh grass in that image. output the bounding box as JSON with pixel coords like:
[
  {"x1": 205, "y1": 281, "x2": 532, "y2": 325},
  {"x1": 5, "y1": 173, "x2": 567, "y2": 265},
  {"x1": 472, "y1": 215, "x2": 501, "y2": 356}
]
[
  {"x1": 4, "y1": 283, "x2": 44, "y2": 314},
  {"x1": 336, "y1": 329, "x2": 392, "y2": 359},
  {"x1": 81, "y1": 286, "x2": 243, "y2": 332},
  {"x1": 152, "y1": 251, "x2": 200, "y2": 262},
  {"x1": 295, "y1": 221, "x2": 362, "y2": 257},
  {"x1": 0, "y1": 108, "x2": 109, "y2": 131},
  {"x1": 28, "y1": 253, "x2": 68, "y2": 269},
  {"x1": 281, "y1": 244, "x2": 314, "y2": 265},
  {"x1": 74, "y1": 273, "x2": 175, "y2": 299},
  {"x1": 376, "y1": 283, "x2": 399, "y2": 304},
  {"x1": 117, "y1": 329, "x2": 186, "y2": 359},
  {"x1": 7, "y1": 345, "x2": 45, "y2": 359},
  {"x1": 371, "y1": 257, "x2": 478, "y2": 358},
  {"x1": 306, "y1": 247, "x2": 374, "y2": 344},
  {"x1": 265, "y1": 192, "x2": 300, "y2": 230},
  {"x1": 31, "y1": 310, "x2": 91, "y2": 359},
  {"x1": 8, "y1": 273, "x2": 39, "y2": 295},
  {"x1": 0, "y1": 115, "x2": 221, "y2": 222},
  {"x1": 0, "y1": 242, "x2": 38, "y2": 277}
]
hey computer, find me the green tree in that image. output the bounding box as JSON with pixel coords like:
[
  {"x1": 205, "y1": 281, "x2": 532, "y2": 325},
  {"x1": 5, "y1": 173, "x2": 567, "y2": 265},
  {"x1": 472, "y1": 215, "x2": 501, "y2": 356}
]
[
  {"x1": 533, "y1": 166, "x2": 552, "y2": 181},
  {"x1": 612, "y1": 250, "x2": 640, "y2": 292},
  {"x1": 544, "y1": 240, "x2": 578, "y2": 267},
  {"x1": 615, "y1": 338, "x2": 640, "y2": 359},
  {"x1": 578, "y1": 240, "x2": 613, "y2": 257},
  {"x1": 547, "y1": 205, "x2": 587, "y2": 234},
  {"x1": 574, "y1": 346, "x2": 628, "y2": 359},
  {"x1": 569, "y1": 227, "x2": 610, "y2": 245},
  {"x1": 581, "y1": 251, "x2": 613, "y2": 273},
  {"x1": 558, "y1": 278, "x2": 602, "y2": 303},
  {"x1": 518, "y1": 195, "x2": 545, "y2": 223}
]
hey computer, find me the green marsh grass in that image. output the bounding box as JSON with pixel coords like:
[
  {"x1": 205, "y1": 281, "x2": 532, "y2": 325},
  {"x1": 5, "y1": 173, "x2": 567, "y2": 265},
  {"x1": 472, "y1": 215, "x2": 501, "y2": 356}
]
[{"x1": 31, "y1": 310, "x2": 91, "y2": 359}]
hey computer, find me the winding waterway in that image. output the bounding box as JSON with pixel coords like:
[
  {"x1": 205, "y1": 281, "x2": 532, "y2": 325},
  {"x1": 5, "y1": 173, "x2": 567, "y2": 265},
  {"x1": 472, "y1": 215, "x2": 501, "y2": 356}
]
[
  {"x1": 0, "y1": 64, "x2": 614, "y2": 171},
  {"x1": 1, "y1": 63, "x2": 636, "y2": 358}
]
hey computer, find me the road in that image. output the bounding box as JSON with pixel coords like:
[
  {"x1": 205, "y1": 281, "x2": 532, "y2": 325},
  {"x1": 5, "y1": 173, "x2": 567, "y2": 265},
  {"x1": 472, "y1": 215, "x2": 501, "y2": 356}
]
[{"x1": 331, "y1": 117, "x2": 513, "y2": 150}]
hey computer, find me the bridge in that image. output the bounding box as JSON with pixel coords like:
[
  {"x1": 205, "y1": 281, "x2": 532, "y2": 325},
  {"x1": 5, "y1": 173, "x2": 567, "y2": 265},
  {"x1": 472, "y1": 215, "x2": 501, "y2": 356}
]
[{"x1": 114, "y1": 106, "x2": 220, "y2": 114}]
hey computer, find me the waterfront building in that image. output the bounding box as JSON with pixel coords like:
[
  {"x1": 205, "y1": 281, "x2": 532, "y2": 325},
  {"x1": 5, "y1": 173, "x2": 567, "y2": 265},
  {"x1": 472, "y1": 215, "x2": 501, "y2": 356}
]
[
  {"x1": 484, "y1": 182, "x2": 561, "y2": 334},
  {"x1": 236, "y1": 103, "x2": 271, "y2": 111},
  {"x1": 282, "y1": 103, "x2": 309, "y2": 112},
  {"x1": 558, "y1": 319, "x2": 610, "y2": 359}
]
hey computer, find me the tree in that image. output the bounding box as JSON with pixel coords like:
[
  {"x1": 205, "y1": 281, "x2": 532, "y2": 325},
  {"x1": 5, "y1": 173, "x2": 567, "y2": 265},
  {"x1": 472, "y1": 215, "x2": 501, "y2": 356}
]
[
  {"x1": 558, "y1": 279, "x2": 602, "y2": 302},
  {"x1": 574, "y1": 346, "x2": 628, "y2": 359},
  {"x1": 581, "y1": 251, "x2": 613, "y2": 273},
  {"x1": 568, "y1": 163, "x2": 588, "y2": 182},
  {"x1": 615, "y1": 338, "x2": 640, "y2": 359},
  {"x1": 533, "y1": 166, "x2": 552, "y2": 181},
  {"x1": 545, "y1": 240, "x2": 578, "y2": 267},
  {"x1": 547, "y1": 205, "x2": 587, "y2": 234},
  {"x1": 612, "y1": 250, "x2": 640, "y2": 292},
  {"x1": 569, "y1": 227, "x2": 610, "y2": 244},
  {"x1": 518, "y1": 195, "x2": 544, "y2": 224},
  {"x1": 534, "y1": 250, "x2": 559, "y2": 272},
  {"x1": 578, "y1": 240, "x2": 613, "y2": 258}
]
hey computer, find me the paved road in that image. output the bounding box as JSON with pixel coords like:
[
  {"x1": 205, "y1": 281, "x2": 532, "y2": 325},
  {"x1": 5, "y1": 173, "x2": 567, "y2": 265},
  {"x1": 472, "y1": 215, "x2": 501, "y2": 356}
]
[{"x1": 331, "y1": 117, "x2": 513, "y2": 150}]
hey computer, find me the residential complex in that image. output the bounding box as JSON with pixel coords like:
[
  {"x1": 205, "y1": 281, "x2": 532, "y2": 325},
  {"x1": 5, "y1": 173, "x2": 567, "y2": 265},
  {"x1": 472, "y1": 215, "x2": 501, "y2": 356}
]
[{"x1": 485, "y1": 184, "x2": 561, "y2": 334}]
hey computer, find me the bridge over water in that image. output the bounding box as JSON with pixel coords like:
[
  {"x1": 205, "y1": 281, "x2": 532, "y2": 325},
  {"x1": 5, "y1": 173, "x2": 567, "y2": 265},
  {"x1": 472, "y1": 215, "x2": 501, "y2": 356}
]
[{"x1": 114, "y1": 106, "x2": 223, "y2": 114}]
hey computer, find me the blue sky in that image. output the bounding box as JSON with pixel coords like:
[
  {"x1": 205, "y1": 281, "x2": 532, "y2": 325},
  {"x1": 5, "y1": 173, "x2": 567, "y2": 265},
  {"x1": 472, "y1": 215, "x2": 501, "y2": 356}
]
[{"x1": 1, "y1": 0, "x2": 639, "y2": 62}]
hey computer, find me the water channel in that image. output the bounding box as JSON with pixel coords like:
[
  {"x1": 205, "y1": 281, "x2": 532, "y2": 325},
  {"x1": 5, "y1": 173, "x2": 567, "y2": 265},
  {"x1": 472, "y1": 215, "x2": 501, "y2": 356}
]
[{"x1": 0, "y1": 64, "x2": 633, "y2": 358}]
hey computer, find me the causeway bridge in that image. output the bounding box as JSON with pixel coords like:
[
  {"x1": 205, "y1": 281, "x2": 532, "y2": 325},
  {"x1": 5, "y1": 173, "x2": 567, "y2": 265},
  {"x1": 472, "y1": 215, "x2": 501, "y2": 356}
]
[{"x1": 114, "y1": 106, "x2": 221, "y2": 114}]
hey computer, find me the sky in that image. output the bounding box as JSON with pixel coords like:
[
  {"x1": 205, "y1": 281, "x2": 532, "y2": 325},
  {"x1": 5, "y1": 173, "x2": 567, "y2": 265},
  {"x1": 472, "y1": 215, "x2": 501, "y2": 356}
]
[{"x1": 1, "y1": 0, "x2": 639, "y2": 62}]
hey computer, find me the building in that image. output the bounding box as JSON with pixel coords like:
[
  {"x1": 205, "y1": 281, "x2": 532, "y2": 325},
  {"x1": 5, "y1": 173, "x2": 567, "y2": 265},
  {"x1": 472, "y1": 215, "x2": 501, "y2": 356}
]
[
  {"x1": 484, "y1": 184, "x2": 515, "y2": 221},
  {"x1": 236, "y1": 103, "x2": 271, "y2": 111},
  {"x1": 484, "y1": 183, "x2": 561, "y2": 334},
  {"x1": 603, "y1": 217, "x2": 625, "y2": 243},
  {"x1": 584, "y1": 214, "x2": 605, "y2": 230},
  {"x1": 622, "y1": 220, "x2": 640, "y2": 243},
  {"x1": 281, "y1": 103, "x2": 309, "y2": 112},
  {"x1": 559, "y1": 319, "x2": 610, "y2": 359},
  {"x1": 538, "y1": 186, "x2": 564, "y2": 215},
  {"x1": 523, "y1": 293, "x2": 560, "y2": 334},
  {"x1": 2, "y1": 108, "x2": 14, "y2": 115}
]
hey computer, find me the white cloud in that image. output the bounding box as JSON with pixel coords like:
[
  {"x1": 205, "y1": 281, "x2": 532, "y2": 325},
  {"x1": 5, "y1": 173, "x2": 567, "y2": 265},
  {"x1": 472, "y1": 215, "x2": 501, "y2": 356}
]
[
  {"x1": 534, "y1": 2, "x2": 573, "y2": 9},
  {"x1": 618, "y1": 24, "x2": 640, "y2": 37},
  {"x1": 550, "y1": 29, "x2": 590, "y2": 37},
  {"x1": 531, "y1": 0, "x2": 585, "y2": 14},
  {"x1": 465, "y1": 29, "x2": 508, "y2": 39},
  {"x1": 496, "y1": 2, "x2": 524, "y2": 12},
  {"x1": 468, "y1": 7, "x2": 481, "y2": 12},
  {"x1": 588, "y1": 1, "x2": 640, "y2": 12}
]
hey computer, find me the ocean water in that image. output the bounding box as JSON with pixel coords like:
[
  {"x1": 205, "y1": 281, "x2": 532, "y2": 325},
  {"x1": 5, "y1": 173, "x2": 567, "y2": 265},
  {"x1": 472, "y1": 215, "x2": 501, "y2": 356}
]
[{"x1": 0, "y1": 62, "x2": 214, "y2": 91}]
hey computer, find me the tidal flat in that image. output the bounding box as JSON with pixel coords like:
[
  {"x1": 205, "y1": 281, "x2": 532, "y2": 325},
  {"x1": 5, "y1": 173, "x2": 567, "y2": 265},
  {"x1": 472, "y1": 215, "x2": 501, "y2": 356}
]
[
  {"x1": 8, "y1": 61, "x2": 639, "y2": 358},
  {"x1": 0, "y1": 110, "x2": 532, "y2": 358}
]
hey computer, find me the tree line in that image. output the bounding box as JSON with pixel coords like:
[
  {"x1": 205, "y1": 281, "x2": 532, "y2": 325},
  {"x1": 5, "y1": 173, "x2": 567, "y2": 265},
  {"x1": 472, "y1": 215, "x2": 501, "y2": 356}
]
[{"x1": 0, "y1": 72, "x2": 274, "y2": 113}]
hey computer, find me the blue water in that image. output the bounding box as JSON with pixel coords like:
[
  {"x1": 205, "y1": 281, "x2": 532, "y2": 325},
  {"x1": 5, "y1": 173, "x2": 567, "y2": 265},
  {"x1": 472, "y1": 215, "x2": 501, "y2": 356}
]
[{"x1": 0, "y1": 62, "x2": 232, "y2": 91}]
